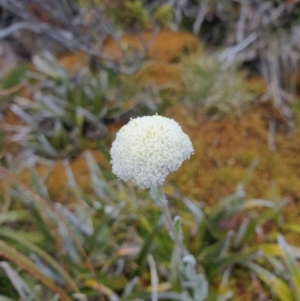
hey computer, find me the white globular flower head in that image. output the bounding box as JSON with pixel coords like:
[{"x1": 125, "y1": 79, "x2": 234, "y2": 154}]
[{"x1": 110, "y1": 114, "x2": 194, "y2": 189}]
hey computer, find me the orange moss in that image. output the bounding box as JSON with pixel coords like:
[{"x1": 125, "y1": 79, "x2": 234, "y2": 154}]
[
  {"x1": 4, "y1": 109, "x2": 24, "y2": 126},
  {"x1": 144, "y1": 30, "x2": 199, "y2": 61},
  {"x1": 58, "y1": 51, "x2": 88, "y2": 73},
  {"x1": 166, "y1": 103, "x2": 300, "y2": 217},
  {"x1": 136, "y1": 62, "x2": 182, "y2": 86},
  {"x1": 58, "y1": 30, "x2": 196, "y2": 89},
  {"x1": 102, "y1": 35, "x2": 137, "y2": 61},
  {"x1": 2, "y1": 109, "x2": 26, "y2": 154},
  {"x1": 103, "y1": 30, "x2": 199, "y2": 62}
]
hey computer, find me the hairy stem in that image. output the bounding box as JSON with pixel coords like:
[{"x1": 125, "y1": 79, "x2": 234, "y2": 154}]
[{"x1": 150, "y1": 185, "x2": 188, "y2": 256}]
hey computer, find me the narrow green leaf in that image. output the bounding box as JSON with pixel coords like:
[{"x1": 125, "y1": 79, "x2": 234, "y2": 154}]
[
  {"x1": 84, "y1": 151, "x2": 111, "y2": 200},
  {"x1": 232, "y1": 218, "x2": 250, "y2": 248},
  {"x1": 28, "y1": 169, "x2": 49, "y2": 200},
  {"x1": 283, "y1": 223, "x2": 300, "y2": 233},
  {"x1": 242, "y1": 200, "x2": 286, "y2": 243},
  {"x1": 173, "y1": 216, "x2": 183, "y2": 237},
  {"x1": 0, "y1": 228, "x2": 79, "y2": 293},
  {"x1": 30, "y1": 205, "x2": 54, "y2": 245},
  {"x1": 243, "y1": 261, "x2": 293, "y2": 301},
  {"x1": 278, "y1": 235, "x2": 300, "y2": 300},
  {"x1": 0, "y1": 211, "x2": 28, "y2": 225},
  {"x1": 239, "y1": 158, "x2": 258, "y2": 187},
  {"x1": 207, "y1": 253, "x2": 252, "y2": 278},
  {"x1": 0, "y1": 240, "x2": 73, "y2": 301},
  {"x1": 136, "y1": 222, "x2": 161, "y2": 277},
  {"x1": 170, "y1": 247, "x2": 182, "y2": 292},
  {"x1": 121, "y1": 276, "x2": 139, "y2": 300},
  {"x1": 0, "y1": 262, "x2": 33, "y2": 301},
  {"x1": 260, "y1": 243, "x2": 283, "y2": 257}
]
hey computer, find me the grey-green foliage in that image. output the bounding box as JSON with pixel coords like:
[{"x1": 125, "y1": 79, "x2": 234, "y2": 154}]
[
  {"x1": 0, "y1": 156, "x2": 300, "y2": 300},
  {"x1": 181, "y1": 51, "x2": 253, "y2": 116},
  {"x1": 4, "y1": 53, "x2": 158, "y2": 157}
]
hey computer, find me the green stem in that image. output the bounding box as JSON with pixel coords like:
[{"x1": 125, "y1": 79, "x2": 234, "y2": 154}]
[{"x1": 150, "y1": 185, "x2": 188, "y2": 256}]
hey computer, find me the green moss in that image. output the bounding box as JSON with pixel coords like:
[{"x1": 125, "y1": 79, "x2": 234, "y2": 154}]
[
  {"x1": 153, "y1": 4, "x2": 173, "y2": 27},
  {"x1": 180, "y1": 52, "x2": 255, "y2": 116}
]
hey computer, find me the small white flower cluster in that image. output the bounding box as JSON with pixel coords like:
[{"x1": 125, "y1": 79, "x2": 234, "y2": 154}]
[{"x1": 110, "y1": 115, "x2": 194, "y2": 188}]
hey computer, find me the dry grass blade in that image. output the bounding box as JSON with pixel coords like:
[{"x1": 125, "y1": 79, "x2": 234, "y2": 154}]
[
  {"x1": 0, "y1": 210, "x2": 28, "y2": 224},
  {"x1": 0, "y1": 84, "x2": 23, "y2": 96},
  {"x1": 83, "y1": 280, "x2": 120, "y2": 301},
  {"x1": 0, "y1": 240, "x2": 73, "y2": 301},
  {"x1": 0, "y1": 167, "x2": 108, "y2": 300},
  {"x1": 0, "y1": 228, "x2": 79, "y2": 293}
]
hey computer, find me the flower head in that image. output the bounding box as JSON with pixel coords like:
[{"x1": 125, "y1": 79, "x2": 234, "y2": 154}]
[{"x1": 110, "y1": 115, "x2": 194, "y2": 188}]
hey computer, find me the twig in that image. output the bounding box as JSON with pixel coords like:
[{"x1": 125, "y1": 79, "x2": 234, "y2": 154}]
[
  {"x1": 218, "y1": 32, "x2": 258, "y2": 62},
  {"x1": 0, "y1": 0, "x2": 31, "y2": 20},
  {"x1": 236, "y1": 0, "x2": 248, "y2": 43},
  {"x1": 0, "y1": 22, "x2": 41, "y2": 38},
  {"x1": 192, "y1": 0, "x2": 207, "y2": 34},
  {"x1": 0, "y1": 21, "x2": 74, "y2": 44},
  {"x1": 0, "y1": 0, "x2": 143, "y2": 75},
  {"x1": 269, "y1": 42, "x2": 294, "y2": 121}
]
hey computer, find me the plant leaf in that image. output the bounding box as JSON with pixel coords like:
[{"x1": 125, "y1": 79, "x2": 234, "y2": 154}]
[
  {"x1": 136, "y1": 222, "x2": 161, "y2": 277},
  {"x1": 0, "y1": 228, "x2": 79, "y2": 293},
  {"x1": 0, "y1": 261, "x2": 33, "y2": 301},
  {"x1": 0, "y1": 240, "x2": 73, "y2": 301},
  {"x1": 243, "y1": 261, "x2": 293, "y2": 301},
  {"x1": 0, "y1": 294, "x2": 14, "y2": 301},
  {"x1": 278, "y1": 235, "x2": 300, "y2": 300}
]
